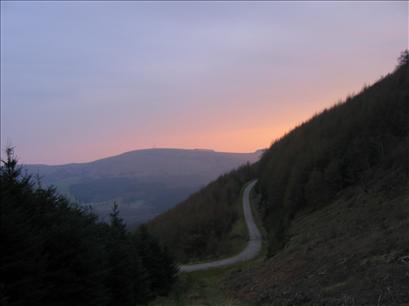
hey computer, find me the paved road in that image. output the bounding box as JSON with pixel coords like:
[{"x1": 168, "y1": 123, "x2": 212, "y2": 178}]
[{"x1": 180, "y1": 180, "x2": 261, "y2": 272}]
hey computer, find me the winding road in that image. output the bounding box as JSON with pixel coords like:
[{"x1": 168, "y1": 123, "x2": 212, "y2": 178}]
[{"x1": 180, "y1": 180, "x2": 262, "y2": 272}]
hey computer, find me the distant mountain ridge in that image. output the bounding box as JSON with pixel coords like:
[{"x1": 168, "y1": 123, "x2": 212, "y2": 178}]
[{"x1": 25, "y1": 148, "x2": 262, "y2": 227}]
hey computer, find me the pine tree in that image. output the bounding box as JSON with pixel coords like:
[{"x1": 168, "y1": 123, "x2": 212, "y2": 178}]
[
  {"x1": 106, "y1": 203, "x2": 133, "y2": 306},
  {"x1": 1, "y1": 148, "x2": 177, "y2": 305}
]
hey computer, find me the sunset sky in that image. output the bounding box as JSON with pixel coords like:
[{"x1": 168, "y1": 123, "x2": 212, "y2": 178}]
[{"x1": 1, "y1": 1, "x2": 408, "y2": 164}]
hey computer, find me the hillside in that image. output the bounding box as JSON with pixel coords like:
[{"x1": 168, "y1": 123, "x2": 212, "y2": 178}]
[
  {"x1": 256, "y1": 53, "x2": 408, "y2": 255},
  {"x1": 25, "y1": 148, "x2": 261, "y2": 227},
  {"x1": 148, "y1": 52, "x2": 409, "y2": 304}
]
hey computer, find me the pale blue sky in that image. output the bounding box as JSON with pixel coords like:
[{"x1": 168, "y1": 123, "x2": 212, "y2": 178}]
[{"x1": 1, "y1": 1, "x2": 408, "y2": 164}]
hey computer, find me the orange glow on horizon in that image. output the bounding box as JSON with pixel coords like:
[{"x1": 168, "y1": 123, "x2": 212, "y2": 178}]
[
  {"x1": 79, "y1": 102, "x2": 336, "y2": 164},
  {"x1": 40, "y1": 80, "x2": 386, "y2": 165},
  {"x1": 2, "y1": 1, "x2": 407, "y2": 165}
]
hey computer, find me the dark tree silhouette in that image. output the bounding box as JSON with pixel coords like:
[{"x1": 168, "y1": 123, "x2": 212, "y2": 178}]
[{"x1": 1, "y1": 148, "x2": 177, "y2": 306}]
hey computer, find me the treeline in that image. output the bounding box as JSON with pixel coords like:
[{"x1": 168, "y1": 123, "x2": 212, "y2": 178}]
[
  {"x1": 256, "y1": 50, "x2": 409, "y2": 254},
  {"x1": 149, "y1": 51, "x2": 409, "y2": 261},
  {"x1": 148, "y1": 164, "x2": 255, "y2": 262},
  {"x1": 0, "y1": 150, "x2": 178, "y2": 306}
]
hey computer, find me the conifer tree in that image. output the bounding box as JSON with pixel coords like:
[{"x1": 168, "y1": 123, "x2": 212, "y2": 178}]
[{"x1": 1, "y1": 148, "x2": 177, "y2": 306}]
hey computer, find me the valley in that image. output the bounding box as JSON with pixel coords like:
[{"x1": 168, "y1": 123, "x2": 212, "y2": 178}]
[
  {"x1": 2, "y1": 3, "x2": 407, "y2": 306},
  {"x1": 25, "y1": 149, "x2": 261, "y2": 227}
]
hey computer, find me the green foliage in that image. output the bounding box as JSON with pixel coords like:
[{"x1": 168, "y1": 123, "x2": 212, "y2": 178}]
[{"x1": 0, "y1": 150, "x2": 178, "y2": 306}]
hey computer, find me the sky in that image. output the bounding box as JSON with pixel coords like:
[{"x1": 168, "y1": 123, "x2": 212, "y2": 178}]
[{"x1": 1, "y1": 1, "x2": 408, "y2": 165}]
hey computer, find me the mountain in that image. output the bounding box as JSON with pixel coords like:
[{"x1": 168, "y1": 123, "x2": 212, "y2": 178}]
[
  {"x1": 148, "y1": 52, "x2": 409, "y2": 304},
  {"x1": 25, "y1": 148, "x2": 262, "y2": 227}
]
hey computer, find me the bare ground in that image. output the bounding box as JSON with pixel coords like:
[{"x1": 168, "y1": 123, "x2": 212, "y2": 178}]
[{"x1": 225, "y1": 187, "x2": 409, "y2": 305}]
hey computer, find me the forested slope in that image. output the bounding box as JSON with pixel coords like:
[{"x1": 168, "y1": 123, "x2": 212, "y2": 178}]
[
  {"x1": 226, "y1": 53, "x2": 409, "y2": 304},
  {"x1": 256, "y1": 52, "x2": 408, "y2": 253},
  {"x1": 148, "y1": 164, "x2": 255, "y2": 263},
  {"x1": 149, "y1": 52, "x2": 409, "y2": 304}
]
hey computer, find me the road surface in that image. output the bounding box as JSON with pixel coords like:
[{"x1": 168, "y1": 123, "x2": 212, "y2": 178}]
[{"x1": 179, "y1": 180, "x2": 261, "y2": 272}]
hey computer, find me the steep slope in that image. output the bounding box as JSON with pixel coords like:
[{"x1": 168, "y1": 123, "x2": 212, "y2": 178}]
[
  {"x1": 256, "y1": 54, "x2": 408, "y2": 254},
  {"x1": 25, "y1": 148, "x2": 261, "y2": 227},
  {"x1": 179, "y1": 180, "x2": 261, "y2": 272},
  {"x1": 148, "y1": 164, "x2": 256, "y2": 263},
  {"x1": 227, "y1": 186, "x2": 409, "y2": 305},
  {"x1": 226, "y1": 53, "x2": 409, "y2": 305},
  {"x1": 149, "y1": 53, "x2": 409, "y2": 304}
]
